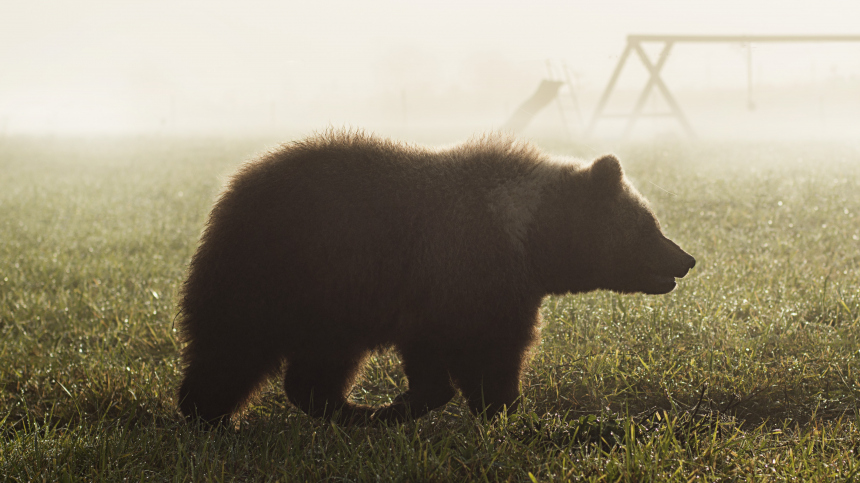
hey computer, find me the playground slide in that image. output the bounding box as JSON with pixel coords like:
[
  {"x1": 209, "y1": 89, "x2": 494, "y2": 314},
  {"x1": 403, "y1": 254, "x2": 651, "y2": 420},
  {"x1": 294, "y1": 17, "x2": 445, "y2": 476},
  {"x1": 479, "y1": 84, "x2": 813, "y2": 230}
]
[{"x1": 502, "y1": 80, "x2": 564, "y2": 132}]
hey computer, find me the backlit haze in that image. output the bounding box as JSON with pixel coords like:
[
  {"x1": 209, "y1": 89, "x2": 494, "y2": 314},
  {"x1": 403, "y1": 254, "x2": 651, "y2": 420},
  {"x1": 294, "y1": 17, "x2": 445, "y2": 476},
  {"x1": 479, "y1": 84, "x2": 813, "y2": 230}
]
[{"x1": 2, "y1": 0, "x2": 860, "y2": 140}]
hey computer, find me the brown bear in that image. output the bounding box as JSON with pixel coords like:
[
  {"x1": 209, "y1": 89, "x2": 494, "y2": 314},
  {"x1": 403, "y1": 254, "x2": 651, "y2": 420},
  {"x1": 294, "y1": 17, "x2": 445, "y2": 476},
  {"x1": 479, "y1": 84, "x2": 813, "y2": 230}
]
[{"x1": 176, "y1": 130, "x2": 695, "y2": 426}]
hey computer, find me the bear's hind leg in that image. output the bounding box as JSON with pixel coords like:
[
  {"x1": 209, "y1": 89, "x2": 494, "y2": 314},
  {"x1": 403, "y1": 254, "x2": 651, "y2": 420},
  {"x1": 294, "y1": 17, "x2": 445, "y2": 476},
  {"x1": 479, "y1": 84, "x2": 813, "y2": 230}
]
[
  {"x1": 371, "y1": 344, "x2": 455, "y2": 423},
  {"x1": 178, "y1": 337, "x2": 282, "y2": 426},
  {"x1": 283, "y1": 352, "x2": 374, "y2": 424}
]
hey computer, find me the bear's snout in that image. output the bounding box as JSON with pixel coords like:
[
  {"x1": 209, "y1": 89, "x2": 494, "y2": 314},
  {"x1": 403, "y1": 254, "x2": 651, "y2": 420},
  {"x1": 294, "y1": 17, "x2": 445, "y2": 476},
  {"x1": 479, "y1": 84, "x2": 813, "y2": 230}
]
[
  {"x1": 684, "y1": 253, "x2": 696, "y2": 272},
  {"x1": 635, "y1": 238, "x2": 696, "y2": 294},
  {"x1": 668, "y1": 246, "x2": 696, "y2": 279},
  {"x1": 658, "y1": 236, "x2": 695, "y2": 278}
]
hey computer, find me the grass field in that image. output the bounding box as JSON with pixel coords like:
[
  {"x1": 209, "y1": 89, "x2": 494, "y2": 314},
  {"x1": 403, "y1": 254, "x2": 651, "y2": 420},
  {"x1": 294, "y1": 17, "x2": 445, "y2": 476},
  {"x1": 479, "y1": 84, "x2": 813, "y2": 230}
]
[{"x1": 1, "y1": 134, "x2": 859, "y2": 481}]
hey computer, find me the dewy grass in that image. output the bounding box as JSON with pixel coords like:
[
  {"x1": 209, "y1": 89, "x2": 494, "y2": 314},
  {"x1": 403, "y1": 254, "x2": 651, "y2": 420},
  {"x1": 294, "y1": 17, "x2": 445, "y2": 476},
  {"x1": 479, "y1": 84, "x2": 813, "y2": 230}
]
[{"x1": 1, "y1": 135, "x2": 859, "y2": 481}]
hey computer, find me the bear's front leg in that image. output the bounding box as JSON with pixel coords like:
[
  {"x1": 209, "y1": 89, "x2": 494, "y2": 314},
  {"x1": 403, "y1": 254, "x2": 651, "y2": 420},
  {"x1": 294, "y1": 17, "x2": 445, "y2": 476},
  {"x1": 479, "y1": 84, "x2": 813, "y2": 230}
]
[
  {"x1": 371, "y1": 344, "x2": 456, "y2": 423},
  {"x1": 448, "y1": 341, "x2": 528, "y2": 419},
  {"x1": 283, "y1": 353, "x2": 375, "y2": 424},
  {"x1": 178, "y1": 332, "x2": 283, "y2": 426}
]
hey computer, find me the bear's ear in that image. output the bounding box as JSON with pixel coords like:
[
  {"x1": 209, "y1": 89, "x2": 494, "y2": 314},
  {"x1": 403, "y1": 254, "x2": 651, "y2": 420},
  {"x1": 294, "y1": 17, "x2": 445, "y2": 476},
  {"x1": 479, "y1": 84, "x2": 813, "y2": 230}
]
[{"x1": 590, "y1": 154, "x2": 624, "y2": 190}]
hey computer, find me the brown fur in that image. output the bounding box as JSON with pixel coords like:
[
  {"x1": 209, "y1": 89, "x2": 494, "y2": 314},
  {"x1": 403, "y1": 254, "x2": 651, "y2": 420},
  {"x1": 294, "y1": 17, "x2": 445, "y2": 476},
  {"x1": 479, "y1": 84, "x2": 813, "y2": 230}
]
[{"x1": 176, "y1": 130, "x2": 695, "y2": 425}]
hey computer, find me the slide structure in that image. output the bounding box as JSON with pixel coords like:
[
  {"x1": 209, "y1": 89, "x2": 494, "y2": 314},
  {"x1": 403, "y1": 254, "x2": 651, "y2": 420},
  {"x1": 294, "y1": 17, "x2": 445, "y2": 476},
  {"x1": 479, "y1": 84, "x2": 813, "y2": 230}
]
[{"x1": 502, "y1": 80, "x2": 565, "y2": 132}]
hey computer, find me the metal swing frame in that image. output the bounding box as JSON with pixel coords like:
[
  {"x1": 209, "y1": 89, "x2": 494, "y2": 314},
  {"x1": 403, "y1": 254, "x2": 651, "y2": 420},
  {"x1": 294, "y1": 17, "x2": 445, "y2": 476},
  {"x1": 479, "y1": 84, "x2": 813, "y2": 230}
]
[{"x1": 586, "y1": 34, "x2": 860, "y2": 139}]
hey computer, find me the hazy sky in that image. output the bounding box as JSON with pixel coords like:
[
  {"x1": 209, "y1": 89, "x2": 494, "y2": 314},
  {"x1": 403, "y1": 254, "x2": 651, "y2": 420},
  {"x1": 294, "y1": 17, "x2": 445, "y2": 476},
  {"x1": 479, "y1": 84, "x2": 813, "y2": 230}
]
[{"x1": 2, "y1": 0, "x2": 859, "y2": 135}]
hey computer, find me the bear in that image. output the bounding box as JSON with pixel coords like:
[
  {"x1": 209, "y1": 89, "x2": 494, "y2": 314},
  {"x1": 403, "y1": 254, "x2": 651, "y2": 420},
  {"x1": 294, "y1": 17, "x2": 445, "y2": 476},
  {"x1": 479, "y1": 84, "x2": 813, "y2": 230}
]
[{"x1": 176, "y1": 130, "x2": 695, "y2": 426}]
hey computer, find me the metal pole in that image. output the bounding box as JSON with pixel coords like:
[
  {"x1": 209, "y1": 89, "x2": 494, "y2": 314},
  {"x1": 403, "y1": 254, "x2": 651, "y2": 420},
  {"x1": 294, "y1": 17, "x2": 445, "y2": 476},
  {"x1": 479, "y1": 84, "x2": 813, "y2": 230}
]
[
  {"x1": 747, "y1": 43, "x2": 755, "y2": 110},
  {"x1": 587, "y1": 40, "x2": 634, "y2": 136},
  {"x1": 639, "y1": 45, "x2": 696, "y2": 138},
  {"x1": 547, "y1": 60, "x2": 572, "y2": 139},
  {"x1": 622, "y1": 41, "x2": 675, "y2": 139}
]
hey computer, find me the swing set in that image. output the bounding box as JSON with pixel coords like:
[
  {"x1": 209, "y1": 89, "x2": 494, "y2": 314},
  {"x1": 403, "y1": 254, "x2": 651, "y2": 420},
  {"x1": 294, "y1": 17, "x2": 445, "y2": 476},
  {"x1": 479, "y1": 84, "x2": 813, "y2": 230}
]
[{"x1": 586, "y1": 34, "x2": 860, "y2": 139}]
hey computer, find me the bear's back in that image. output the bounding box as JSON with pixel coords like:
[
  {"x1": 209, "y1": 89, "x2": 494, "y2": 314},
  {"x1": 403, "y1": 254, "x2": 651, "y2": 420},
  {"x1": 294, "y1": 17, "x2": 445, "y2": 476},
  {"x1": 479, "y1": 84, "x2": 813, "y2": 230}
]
[{"x1": 219, "y1": 131, "x2": 553, "y2": 246}]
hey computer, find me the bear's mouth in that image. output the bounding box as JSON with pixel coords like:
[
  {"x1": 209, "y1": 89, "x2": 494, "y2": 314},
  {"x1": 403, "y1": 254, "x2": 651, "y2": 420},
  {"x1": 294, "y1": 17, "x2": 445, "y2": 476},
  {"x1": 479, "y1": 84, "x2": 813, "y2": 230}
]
[{"x1": 645, "y1": 273, "x2": 677, "y2": 294}]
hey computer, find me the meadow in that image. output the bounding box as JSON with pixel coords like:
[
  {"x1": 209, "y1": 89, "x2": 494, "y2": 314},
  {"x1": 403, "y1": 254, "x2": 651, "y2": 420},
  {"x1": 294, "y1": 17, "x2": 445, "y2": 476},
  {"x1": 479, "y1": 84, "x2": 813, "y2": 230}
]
[{"x1": 1, "y1": 134, "x2": 859, "y2": 481}]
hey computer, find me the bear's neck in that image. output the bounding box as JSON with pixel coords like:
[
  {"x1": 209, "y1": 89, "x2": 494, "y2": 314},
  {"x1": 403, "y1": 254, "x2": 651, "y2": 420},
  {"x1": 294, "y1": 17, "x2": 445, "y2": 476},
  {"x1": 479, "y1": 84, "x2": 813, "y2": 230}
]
[{"x1": 525, "y1": 174, "x2": 600, "y2": 296}]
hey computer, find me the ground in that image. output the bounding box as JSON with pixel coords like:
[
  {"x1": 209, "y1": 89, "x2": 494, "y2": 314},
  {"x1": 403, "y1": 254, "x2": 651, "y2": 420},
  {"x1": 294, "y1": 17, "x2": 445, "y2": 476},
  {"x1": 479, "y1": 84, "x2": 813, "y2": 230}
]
[{"x1": 0, "y1": 135, "x2": 859, "y2": 481}]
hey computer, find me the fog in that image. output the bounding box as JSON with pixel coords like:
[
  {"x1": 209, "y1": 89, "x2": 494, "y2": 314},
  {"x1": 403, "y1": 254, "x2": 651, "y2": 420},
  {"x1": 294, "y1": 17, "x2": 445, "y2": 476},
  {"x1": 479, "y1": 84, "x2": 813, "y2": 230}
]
[{"x1": 2, "y1": 0, "x2": 860, "y2": 140}]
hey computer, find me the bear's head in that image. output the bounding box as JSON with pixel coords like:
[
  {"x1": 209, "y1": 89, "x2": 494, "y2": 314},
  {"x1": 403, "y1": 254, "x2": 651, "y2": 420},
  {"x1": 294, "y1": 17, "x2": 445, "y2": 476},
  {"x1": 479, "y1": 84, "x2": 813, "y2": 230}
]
[{"x1": 580, "y1": 154, "x2": 695, "y2": 295}]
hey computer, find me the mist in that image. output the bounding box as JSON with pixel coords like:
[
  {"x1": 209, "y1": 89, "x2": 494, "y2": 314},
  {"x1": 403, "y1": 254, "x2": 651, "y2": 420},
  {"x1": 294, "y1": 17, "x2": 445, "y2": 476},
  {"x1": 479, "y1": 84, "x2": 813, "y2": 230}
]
[{"x1": 2, "y1": 0, "x2": 860, "y2": 141}]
